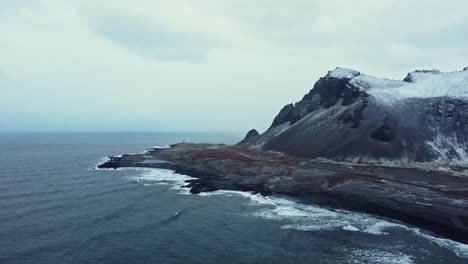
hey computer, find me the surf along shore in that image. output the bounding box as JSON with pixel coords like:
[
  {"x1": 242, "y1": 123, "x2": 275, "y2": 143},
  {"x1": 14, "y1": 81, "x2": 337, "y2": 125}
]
[{"x1": 98, "y1": 143, "x2": 468, "y2": 245}]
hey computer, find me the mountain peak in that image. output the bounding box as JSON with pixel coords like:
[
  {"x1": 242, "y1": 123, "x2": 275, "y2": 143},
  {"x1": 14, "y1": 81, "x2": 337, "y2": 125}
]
[
  {"x1": 326, "y1": 67, "x2": 361, "y2": 79},
  {"x1": 237, "y1": 129, "x2": 260, "y2": 145}
]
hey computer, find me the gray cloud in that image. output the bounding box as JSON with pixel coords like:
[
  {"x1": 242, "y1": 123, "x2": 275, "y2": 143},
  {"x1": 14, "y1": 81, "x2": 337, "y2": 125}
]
[
  {"x1": 405, "y1": 21, "x2": 468, "y2": 49},
  {"x1": 0, "y1": 69, "x2": 6, "y2": 80},
  {"x1": 0, "y1": 0, "x2": 34, "y2": 11},
  {"x1": 89, "y1": 15, "x2": 217, "y2": 62},
  {"x1": 1, "y1": 0, "x2": 468, "y2": 132}
]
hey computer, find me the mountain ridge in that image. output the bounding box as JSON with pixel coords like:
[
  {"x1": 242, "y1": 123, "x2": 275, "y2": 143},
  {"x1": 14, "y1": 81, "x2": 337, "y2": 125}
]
[{"x1": 242, "y1": 67, "x2": 468, "y2": 165}]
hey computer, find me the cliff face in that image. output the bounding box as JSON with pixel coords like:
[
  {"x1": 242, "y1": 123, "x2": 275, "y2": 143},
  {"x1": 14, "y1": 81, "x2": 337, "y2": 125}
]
[{"x1": 246, "y1": 67, "x2": 468, "y2": 164}]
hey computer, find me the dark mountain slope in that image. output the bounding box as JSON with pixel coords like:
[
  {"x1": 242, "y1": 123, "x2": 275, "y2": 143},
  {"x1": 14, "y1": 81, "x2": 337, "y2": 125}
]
[{"x1": 247, "y1": 67, "x2": 468, "y2": 164}]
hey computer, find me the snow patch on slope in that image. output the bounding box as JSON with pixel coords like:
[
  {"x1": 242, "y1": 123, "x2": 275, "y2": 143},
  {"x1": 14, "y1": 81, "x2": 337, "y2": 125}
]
[
  {"x1": 349, "y1": 69, "x2": 468, "y2": 103},
  {"x1": 350, "y1": 75, "x2": 406, "y2": 91},
  {"x1": 426, "y1": 135, "x2": 468, "y2": 164}
]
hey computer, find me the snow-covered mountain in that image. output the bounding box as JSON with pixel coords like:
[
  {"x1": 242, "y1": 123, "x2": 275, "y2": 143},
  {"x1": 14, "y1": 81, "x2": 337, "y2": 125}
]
[{"x1": 243, "y1": 67, "x2": 468, "y2": 164}]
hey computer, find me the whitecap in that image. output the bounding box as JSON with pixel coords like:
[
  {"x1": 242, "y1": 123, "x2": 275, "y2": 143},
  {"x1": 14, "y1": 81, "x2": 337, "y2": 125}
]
[
  {"x1": 409, "y1": 228, "x2": 468, "y2": 259},
  {"x1": 149, "y1": 145, "x2": 171, "y2": 150},
  {"x1": 198, "y1": 190, "x2": 279, "y2": 206},
  {"x1": 98, "y1": 167, "x2": 194, "y2": 194},
  {"x1": 343, "y1": 225, "x2": 359, "y2": 232},
  {"x1": 363, "y1": 221, "x2": 403, "y2": 236},
  {"x1": 90, "y1": 156, "x2": 111, "y2": 170},
  {"x1": 347, "y1": 249, "x2": 415, "y2": 264},
  {"x1": 130, "y1": 168, "x2": 195, "y2": 194},
  {"x1": 200, "y1": 190, "x2": 401, "y2": 234}
]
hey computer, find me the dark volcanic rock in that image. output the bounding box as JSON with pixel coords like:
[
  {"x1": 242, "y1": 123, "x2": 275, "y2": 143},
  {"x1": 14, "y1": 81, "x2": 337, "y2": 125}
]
[
  {"x1": 337, "y1": 100, "x2": 368, "y2": 128},
  {"x1": 238, "y1": 129, "x2": 260, "y2": 145},
  {"x1": 369, "y1": 124, "x2": 394, "y2": 142},
  {"x1": 311, "y1": 74, "x2": 362, "y2": 108},
  {"x1": 289, "y1": 71, "x2": 366, "y2": 125},
  {"x1": 184, "y1": 179, "x2": 218, "y2": 194},
  {"x1": 270, "y1": 104, "x2": 294, "y2": 127},
  {"x1": 265, "y1": 68, "x2": 365, "y2": 131}
]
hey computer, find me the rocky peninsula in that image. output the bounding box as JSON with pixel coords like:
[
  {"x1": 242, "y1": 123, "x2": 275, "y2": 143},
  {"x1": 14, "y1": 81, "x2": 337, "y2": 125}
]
[
  {"x1": 98, "y1": 143, "x2": 468, "y2": 244},
  {"x1": 99, "y1": 67, "x2": 468, "y2": 244}
]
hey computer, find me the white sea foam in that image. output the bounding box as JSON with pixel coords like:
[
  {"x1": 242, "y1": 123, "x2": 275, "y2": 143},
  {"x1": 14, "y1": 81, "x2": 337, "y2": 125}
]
[
  {"x1": 95, "y1": 160, "x2": 468, "y2": 259},
  {"x1": 149, "y1": 145, "x2": 171, "y2": 150},
  {"x1": 198, "y1": 189, "x2": 468, "y2": 259},
  {"x1": 130, "y1": 168, "x2": 195, "y2": 195},
  {"x1": 199, "y1": 190, "x2": 280, "y2": 206},
  {"x1": 199, "y1": 190, "x2": 399, "y2": 234},
  {"x1": 347, "y1": 249, "x2": 415, "y2": 264},
  {"x1": 343, "y1": 225, "x2": 359, "y2": 232},
  {"x1": 97, "y1": 166, "x2": 194, "y2": 194},
  {"x1": 409, "y1": 228, "x2": 468, "y2": 259}
]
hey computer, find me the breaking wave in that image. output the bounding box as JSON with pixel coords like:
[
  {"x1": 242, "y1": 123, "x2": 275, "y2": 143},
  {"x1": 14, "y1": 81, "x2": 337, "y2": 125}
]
[
  {"x1": 128, "y1": 168, "x2": 194, "y2": 195},
  {"x1": 201, "y1": 190, "x2": 401, "y2": 235},
  {"x1": 199, "y1": 189, "x2": 468, "y2": 259},
  {"x1": 96, "y1": 160, "x2": 468, "y2": 259},
  {"x1": 347, "y1": 249, "x2": 415, "y2": 264}
]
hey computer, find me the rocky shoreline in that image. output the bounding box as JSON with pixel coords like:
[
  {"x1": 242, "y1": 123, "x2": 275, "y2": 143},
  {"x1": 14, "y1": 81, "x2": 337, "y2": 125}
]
[{"x1": 98, "y1": 143, "x2": 468, "y2": 245}]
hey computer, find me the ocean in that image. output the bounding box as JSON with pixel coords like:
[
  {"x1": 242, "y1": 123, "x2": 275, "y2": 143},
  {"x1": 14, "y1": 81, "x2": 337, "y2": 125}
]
[{"x1": 0, "y1": 132, "x2": 467, "y2": 264}]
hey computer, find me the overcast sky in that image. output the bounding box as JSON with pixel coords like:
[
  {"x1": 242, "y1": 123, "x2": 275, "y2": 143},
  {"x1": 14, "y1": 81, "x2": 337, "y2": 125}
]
[{"x1": 1, "y1": 0, "x2": 467, "y2": 133}]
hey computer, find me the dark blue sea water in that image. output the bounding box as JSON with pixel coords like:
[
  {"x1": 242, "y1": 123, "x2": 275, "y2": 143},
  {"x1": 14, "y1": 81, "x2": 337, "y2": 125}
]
[{"x1": 0, "y1": 132, "x2": 467, "y2": 264}]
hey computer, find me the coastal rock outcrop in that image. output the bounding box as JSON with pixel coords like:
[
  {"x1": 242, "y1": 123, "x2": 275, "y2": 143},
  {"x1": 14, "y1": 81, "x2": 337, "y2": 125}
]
[{"x1": 238, "y1": 129, "x2": 260, "y2": 145}]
